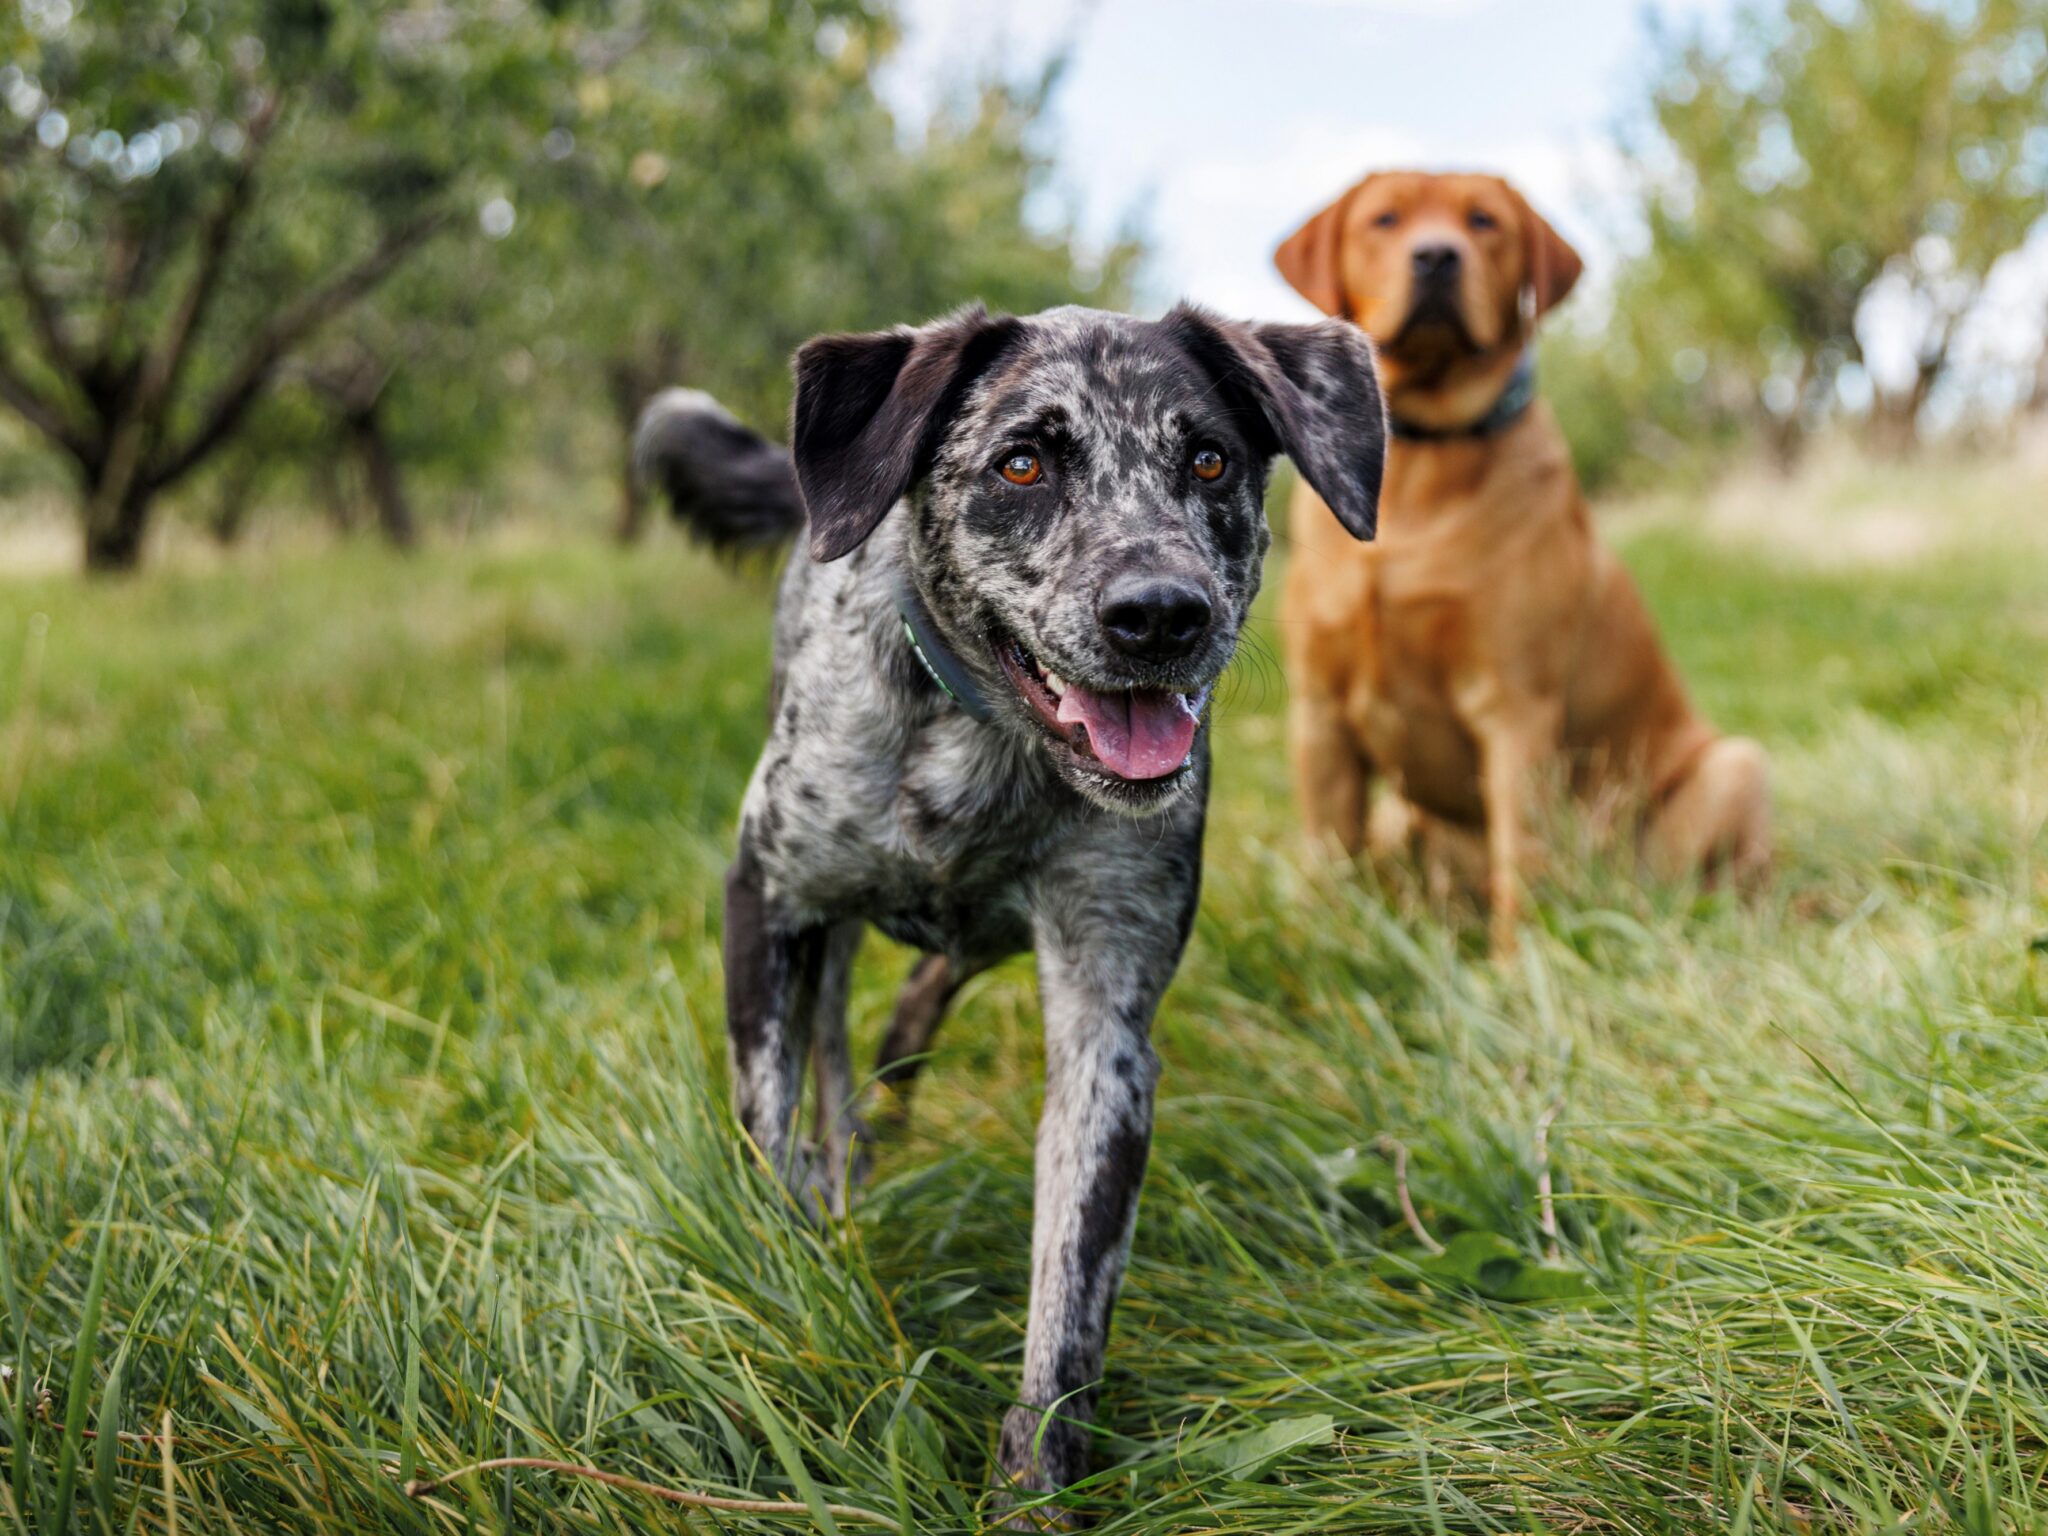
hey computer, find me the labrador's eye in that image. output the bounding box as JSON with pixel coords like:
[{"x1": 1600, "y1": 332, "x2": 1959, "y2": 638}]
[
  {"x1": 1373, "y1": 209, "x2": 1400, "y2": 229},
  {"x1": 1192, "y1": 447, "x2": 1226, "y2": 482},
  {"x1": 1468, "y1": 208, "x2": 1498, "y2": 231},
  {"x1": 999, "y1": 452, "x2": 1043, "y2": 487}
]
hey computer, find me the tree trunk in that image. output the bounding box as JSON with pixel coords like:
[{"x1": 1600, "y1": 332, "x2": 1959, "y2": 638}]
[
  {"x1": 209, "y1": 457, "x2": 259, "y2": 546},
  {"x1": 615, "y1": 423, "x2": 647, "y2": 544},
  {"x1": 1765, "y1": 411, "x2": 1803, "y2": 472},
  {"x1": 347, "y1": 404, "x2": 416, "y2": 550},
  {"x1": 1868, "y1": 395, "x2": 1921, "y2": 459},
  {"x1": 610, "y1": 337, "x2": 684, "y2": 545},
  {"x1": 81, "y1": 480, "x2": 153, "y2": 573},
  {"x1": 313, "y1": 446, "x2": 359, "y2": 533},
  {"x1": 610, "y1": 359, "x2": 652, "y2": 545}
]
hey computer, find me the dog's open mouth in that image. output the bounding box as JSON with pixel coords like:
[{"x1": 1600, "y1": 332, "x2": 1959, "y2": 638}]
[{"x1": 998, "y1": 641, "x2": 1208, "y2": 782}]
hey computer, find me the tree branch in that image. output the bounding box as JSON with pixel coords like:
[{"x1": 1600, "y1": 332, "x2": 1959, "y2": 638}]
[
  {"x1": 84, "y1": 92, "x2": 282, "y2": 535},
  {"x1": 147, "y1": 209, "x2": 446, "y2": 493},
  {"x1": 136, "y1": 93, "x2": 283, "y2": 426},
  {"x1": 95, "y1": 216, "x2": 165, "y2": 372},
  {"x1": 0, "y1": 188, "x2": 86, "y2": 385},
  {"x1": 0, "y1": 341, "x2": 91, "y2": 462}
]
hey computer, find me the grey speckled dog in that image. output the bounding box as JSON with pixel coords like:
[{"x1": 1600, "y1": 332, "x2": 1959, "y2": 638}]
[{"x1": 637, "y1": 302, "x2": 1383, "y2": 1517}]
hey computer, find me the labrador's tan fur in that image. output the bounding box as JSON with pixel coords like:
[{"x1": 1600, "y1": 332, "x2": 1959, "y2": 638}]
[{"x1": 1276, "y1": 171, "x2": 1769, "y2": 951}]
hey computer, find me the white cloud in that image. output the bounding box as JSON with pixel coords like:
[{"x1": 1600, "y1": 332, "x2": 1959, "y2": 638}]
[
  {"x1": 880, "y1": 0, "x2": 1087, "y2": 125},
  {"x1": 882, "y1": 0, "x2": 1704, "y2": 325},
  {"x1": 1134, "y1": 120, "x2": 1423, "y2": 320}
]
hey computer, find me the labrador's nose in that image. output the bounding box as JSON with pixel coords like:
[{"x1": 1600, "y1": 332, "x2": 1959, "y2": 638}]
[
  {"x1": 1411, "y1": 243, "x2": 1461, "y2": 284},
  {"x1": 1098, "y1": 574, "x2": 1214, "y2": 663}
]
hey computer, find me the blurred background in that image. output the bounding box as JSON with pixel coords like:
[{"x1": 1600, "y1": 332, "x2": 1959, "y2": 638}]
[
  {"x1": 5, "y1": 0, "x2": 2046, "y2": 572},
  {"x1": 4, "y1": 10, "x2": 2048, "y2": 1529}
]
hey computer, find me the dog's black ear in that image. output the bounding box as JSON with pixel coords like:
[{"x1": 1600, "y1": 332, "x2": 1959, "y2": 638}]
[
  {"x1": 1164, "y1": 305, "x2": 1384, "y2": 541},
  {"x1": 791, "y1": 305, "x2": 1023, "y2": 562}
]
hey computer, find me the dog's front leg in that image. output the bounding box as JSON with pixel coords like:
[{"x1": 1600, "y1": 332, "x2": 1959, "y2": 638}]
[
  {"x1": 997, "y1": 913, "x2": 1178, "y2": 1521},
  {"x1": 1462, "y1": 697, "x2": 1564, "y2": 955},
  {"x1": 1290, "y1": 689, "x2": 1373, "y2": 859},
  {"x1": 722, "y1": 849, "x2": 825, "y2": 1192},
  {"x1": 808, "y1": 920, "x2": 870, "y2": 1211}
]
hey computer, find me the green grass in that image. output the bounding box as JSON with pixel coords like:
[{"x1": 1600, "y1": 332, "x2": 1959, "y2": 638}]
[{"x1": 2, "y1": 456, "x2": 2046, "y2": 1533}]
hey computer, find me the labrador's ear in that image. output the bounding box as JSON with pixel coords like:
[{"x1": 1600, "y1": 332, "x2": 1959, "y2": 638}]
[
  {"x1": 1503, "y1": 182, "x2": 1583, "y2": 319},
  {"x1": 1273, "y1": 176, "x2": 1373, "y2": 318},
  {"x1": 790, "y1": 305, "x2": 1022, "y2": 562},
  {"x1": 1166, "y1": 305, "x2": 1385, "y2": 541}
]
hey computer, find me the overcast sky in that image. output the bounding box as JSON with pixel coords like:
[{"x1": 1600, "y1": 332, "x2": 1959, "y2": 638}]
[{"x1": 883, "y1": 0, "x2": 1738, "y2": 321}]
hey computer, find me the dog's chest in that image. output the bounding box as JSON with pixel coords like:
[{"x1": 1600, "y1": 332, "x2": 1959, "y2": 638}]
[
  {"x1": 748, "y1": 702, "x2": 1051, "y2": 955},
  {"x1": 1340, "y1": 509, "x2": 1502, "y2": 816}
]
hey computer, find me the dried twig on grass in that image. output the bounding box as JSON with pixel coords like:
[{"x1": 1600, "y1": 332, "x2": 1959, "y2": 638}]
[
  {"x1": 1377, "y1": 1136, "x2": 1444, "y2": 1255},
  {"x1": 1534, "y1": 1102, "x2": 1563, "y2": 1264},
  {"x1": 401, "y1": 1456, "x2": 902, "y2": 1530},
  {"x1": 162, "y1": 1409, "x2": 179, "y2": 1536},
  {"x1": 4, "y1": 1364, "x2": 182, "y2": 1446}
]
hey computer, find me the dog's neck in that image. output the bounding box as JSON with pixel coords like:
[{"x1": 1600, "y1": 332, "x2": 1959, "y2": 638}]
[
  {"x1": 1382, "y1": 347, "x2": 1535, "y2": 441},
  {"x1": 1387, "y1": 351, "x2": 1535, "y2": 442},
  {"x1": 896, "y1": 579, "x2": 995, "y2": 721}
]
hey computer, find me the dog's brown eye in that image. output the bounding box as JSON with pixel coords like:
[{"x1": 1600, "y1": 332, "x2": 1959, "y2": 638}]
[
  {"x1": 1373, "y1": 209, "x2": 1400, "y2": 229},
  {"x1": 1000, "y1": 453, "x2": 1042, "y2": 486},
  {"x1": 1192, "y1": 447, "x2": 1226, "y2": 482},
  {"x1": 1469, "y1": 208, "x2": 1497, "y2": 231}
]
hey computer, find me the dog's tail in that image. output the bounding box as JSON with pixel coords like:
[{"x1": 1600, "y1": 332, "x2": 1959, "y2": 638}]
[{"x1": 632, "y1": 388, "x2": 804, "y2": 556}]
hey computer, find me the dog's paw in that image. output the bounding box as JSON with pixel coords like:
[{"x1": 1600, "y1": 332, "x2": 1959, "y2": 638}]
[
  {"x1": 993, "y1": 1405, "x2": 1088, "y2": 1530},
  {"x1": 856, "y1": 1082, "x2": 913, "y2": 1142},
  {"x1": 785, "y1": 1133, "x2": 872, "y2": 1224},
  {"x1": 994, "y1": 1500, "x2": 1078, "y2": 1532}
]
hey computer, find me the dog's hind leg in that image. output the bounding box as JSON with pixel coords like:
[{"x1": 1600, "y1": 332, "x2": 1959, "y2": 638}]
[
  {"x1": 868, "y1": 952, "x2": 972, "y2": 1131},
  {"x1": 722, "y1": 850, "x2": 827, "y2": 1200},
  {"x1": 807, "y1": 920, "x2": 869, "y2": 1213},
  {"x1": 1646, "y1": 736, "x2": 1771, "y2": 889}
]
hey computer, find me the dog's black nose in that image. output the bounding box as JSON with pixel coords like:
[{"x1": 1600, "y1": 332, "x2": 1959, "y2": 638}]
[
  {"x1": 1098, "y1": 575, "x2": 1213, "y2": 663},
  {"x1": 1412, "y1": 243, "x2": 1461, "y2": 283}
]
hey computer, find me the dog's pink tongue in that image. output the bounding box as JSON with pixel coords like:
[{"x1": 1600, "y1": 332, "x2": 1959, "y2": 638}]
[{"x1": 1054, "y1": 684, "x2": 1199, "y2": 780}]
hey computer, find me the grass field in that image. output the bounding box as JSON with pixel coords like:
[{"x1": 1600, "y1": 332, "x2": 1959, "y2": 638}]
[{"x1": 3, "y1": 451, "x2": 2047, "y2": 1534}]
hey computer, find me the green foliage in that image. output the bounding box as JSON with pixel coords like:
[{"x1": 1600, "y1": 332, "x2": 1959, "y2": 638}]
[
  {"x1": 504, "y1": 7, "x2": 1134, "y2": 460},
  {"x1": 1, "y1": 456, "x2": 2046, "y2": 1529},
  {"x1": 1, "y1": 1, "x2": 1132, "y2": 561},
  {"x1": 0, "y1": 0, "x2": 580, "y2": 565},
  {"x1": 1188, "y1": 1414, "x2": 1337, "y2": 1482},
  {"x1": 1374, "y1": 1229, "x2": 1597, "y2": 1302},
  {"x1": 1554, "y1": 0, "x2": 2048, "y2": 490}
]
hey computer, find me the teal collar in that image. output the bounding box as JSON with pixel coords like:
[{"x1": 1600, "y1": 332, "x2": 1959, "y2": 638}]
[
  {"x1": 898, "y1": 584, "x2": 995, "y2": 722},
  {"x1": 1388, "y1": 351, "x2": 1537, "y2": 442}
]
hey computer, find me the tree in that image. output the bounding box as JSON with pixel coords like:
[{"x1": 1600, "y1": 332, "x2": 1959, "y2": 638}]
[
  {"x1": 1556, "y1": 0, "x2": 2048, "y2": 482},
  {"x1": 275, "y1": 220, "x2": 533, "y2": 549},
  {"x1": 505, "y1": 10, "x2": 1136, "y2": 539},
  {"x1": 0, "y1": 0, "x2": 566, "y2": 570}
]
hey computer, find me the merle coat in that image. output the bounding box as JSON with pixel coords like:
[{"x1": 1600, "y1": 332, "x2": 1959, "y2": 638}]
[{"x1": 637, "y1": 302, "x2": 1383, "y2": 1518}]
